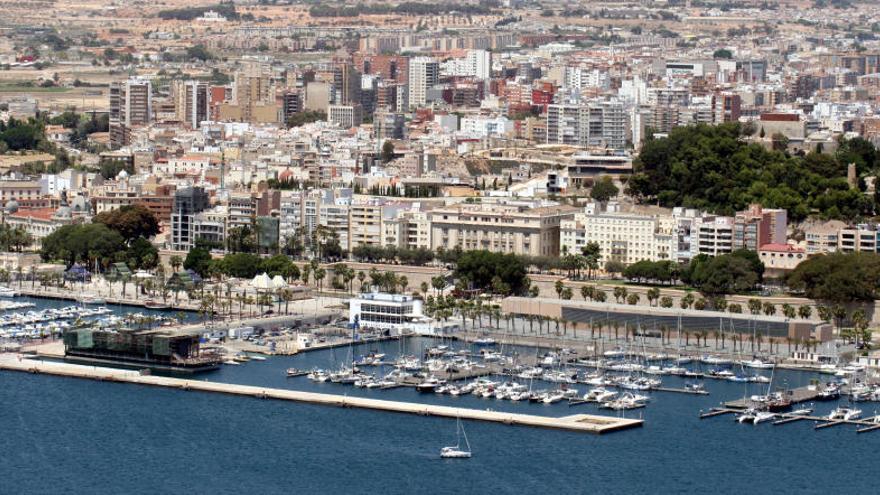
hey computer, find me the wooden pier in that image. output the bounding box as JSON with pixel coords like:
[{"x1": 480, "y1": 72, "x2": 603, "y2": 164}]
[
  {"x1": 723, "y1": 386, "x2": 820, "y2": 409},
  {"x1": 0, "y1": 355, "x2": 642, "y2": 434}
]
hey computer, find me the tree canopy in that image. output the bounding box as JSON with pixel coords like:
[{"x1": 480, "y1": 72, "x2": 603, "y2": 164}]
[
  {"x1": 788, "y1": 252, "x2": 880, "y2": 303},
  {"x1": 454, "y1": 250, "x2": 528, "y2": 295},
  {"x1": 590, "y1": 175, "x2": 619, "y2": 202},
  {"x1": 93, "y1": 204, "x2": 160, "y2": 243},
  {"x1": 627, "y1": 123, "x2": 876, "y2": 221}
]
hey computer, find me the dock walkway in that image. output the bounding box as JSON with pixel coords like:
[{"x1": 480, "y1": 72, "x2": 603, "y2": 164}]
[{"x1": 0, "y1": 354, "x2": 642, "y2": 434}]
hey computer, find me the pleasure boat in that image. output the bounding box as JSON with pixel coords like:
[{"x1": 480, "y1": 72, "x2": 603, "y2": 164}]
[
  {"x1": 584, "y1": 387, "x2": 617, "y2": 403},
  {"x1": 440, "y1": 417, "x2": 472, "y2": 459},
  {"x1": 0, "y1": 286, "x2": 19, "y2": 298},
  {"x1": 143, "y1": 299, "x2": 169, "y2": 309},
  {"x1": 684, "y1": 382, "x2": 706, "y2": 393},
  {"x1": 542, "y1": 391, "x2": 565, "y2": 404},
  {"x1": 789, "y1": 408, "x2": 813, "y2": 416},
  {"x1": 736, "y1": 408, "x2": 758, "y2": 424},
  {"x1": 473, "y1": 337, "x2": 496, "y2": 346},
  {"x1": 416, "y1": 377, "x2": 444, "y2": 393},
  {"x1": 742, "y1": 358, "x2": 774, "y2": 369},
  {"x1": 307, "y1": 370, "x2": 330, "y2": 382},
  {"x1": 77, "y1": 294, "x2": 106, "y2": 305},
  {"x1": 828, "y1": 407, "x2": 862, "y2": 421},
  {"x1": 702, "y1": 355, "x2": 732, "y2": 366},
  {"x1": 816, "y1": 383, "x2": 841, "y2": 401},
  {"x1": 286, "y1": 368, "x2": 305, "y2": 377},
  {"x1": 753, "y1": 411, "x2": 776, "y2": 424}
]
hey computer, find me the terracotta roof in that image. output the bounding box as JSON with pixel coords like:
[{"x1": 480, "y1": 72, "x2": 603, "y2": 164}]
[
  {"x1": 9, "y1": 207, "x2": 57, "y2": 221},
  {"x1": 759, "y1": 243, "x2": 804, "y2": 253}
]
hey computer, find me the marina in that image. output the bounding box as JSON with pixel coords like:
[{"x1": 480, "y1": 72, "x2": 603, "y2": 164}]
[{"x1": 0, "y1": 354, "x2": 642, "y2": 434}]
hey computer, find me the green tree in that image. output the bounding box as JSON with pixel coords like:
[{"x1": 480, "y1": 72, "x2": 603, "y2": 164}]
[
  {"x1": 589, "y1": 175, "x2": 619, "y2": 202},
  {"x1": 93, "y1": 205, "x2": 160, "y2": 243}
]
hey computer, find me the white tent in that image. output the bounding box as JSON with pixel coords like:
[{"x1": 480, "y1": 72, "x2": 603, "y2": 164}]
[
  {"x1": 271, "y1": 275, "x2": 287, "y2": 289},
  {"x1": 250, "y1": 272, "x2": 273, "y2": 290}
]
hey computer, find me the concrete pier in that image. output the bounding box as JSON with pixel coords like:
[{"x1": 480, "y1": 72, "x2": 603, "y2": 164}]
[{"x1": 0, "y1": 354, "x2": 642, "y2": 434}]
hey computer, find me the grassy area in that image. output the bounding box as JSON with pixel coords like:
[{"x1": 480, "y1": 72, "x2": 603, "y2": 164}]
[{"x1": 0, "y1": 84, "x2": 71, "y2": 93}]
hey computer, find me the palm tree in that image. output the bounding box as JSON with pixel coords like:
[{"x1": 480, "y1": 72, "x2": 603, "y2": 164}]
[
  {"x1": 357, "y1": 270, "x2": 366, "y2": 292},
  {"x1": 613, "y1": 286, "x2": 627, "y2": 304},
  {"x1": 420, "y1": 281, "x2": 429, "y2": 298},
  {"x1": 646, "y1": 287, "x2": 660, "y2": 307},
  {"x1": 169, "y1": 255, "x2": 183, "y2": 274},
  {"x1": 797, "y1": 305, "x2": 812, "y2": 320},
  {"x1": 580, "y1": 285, "x2": 593, "y2": 301},
  {"x1": 781, "y1": 303, "x2": 795, "y2": 319},
  {"x1": 626, "y1": 293, "x2": 640, "y2": 305},
  {"x1": 680, "y1": 292, "x2": 695, "y2": 309},
  {"x1": 748, "y1": 298, "x2": 762, "y2": 315},
  {"x1": 762, "y1": 302, "x2": 776, "y2": 316}
]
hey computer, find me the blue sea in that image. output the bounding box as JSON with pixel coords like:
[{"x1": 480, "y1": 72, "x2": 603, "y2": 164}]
[{"x1": 0, "y1": 298, "x2": 876, "y2": 494}]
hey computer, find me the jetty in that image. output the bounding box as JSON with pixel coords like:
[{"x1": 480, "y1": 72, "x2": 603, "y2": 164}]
[{"x1": 0, "y1": 354, "x2": 642, "y2": 434}]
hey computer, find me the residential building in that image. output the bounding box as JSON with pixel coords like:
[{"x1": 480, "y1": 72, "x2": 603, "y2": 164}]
[
  {"x1": 170, "y1": 187, "x2": 210, "y2": 251},
  {"x1": 110, "y1": 78, "x2": 152, "y2": 148},
  {"x1": 429, "y1": 202, "x2": 576, "y2": 257},
  {"x1": 327, "y1": 104, "x2": 364, "y2": 129},
  {"x1": 408, "y1": 57, "x2": 439, "y2": 108}
]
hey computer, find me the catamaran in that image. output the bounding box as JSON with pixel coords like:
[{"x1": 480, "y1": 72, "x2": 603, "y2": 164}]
[{"x1": 440, "y1": 416, "x2": 472, "y2": 459}]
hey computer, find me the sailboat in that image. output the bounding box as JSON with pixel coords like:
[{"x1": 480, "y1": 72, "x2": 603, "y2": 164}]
[{"x1": 440, "y1": 416, "x2": 472, "y2": 459}]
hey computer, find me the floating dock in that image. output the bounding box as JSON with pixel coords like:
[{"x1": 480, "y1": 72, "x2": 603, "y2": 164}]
[{"x1": 0, "y1": 355, "x2": 642, "y2": 434}]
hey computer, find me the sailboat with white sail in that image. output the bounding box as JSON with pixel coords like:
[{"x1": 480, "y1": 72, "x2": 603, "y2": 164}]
[{"x1": 440, "y1": 416, "x2": 472, "y2": 459}]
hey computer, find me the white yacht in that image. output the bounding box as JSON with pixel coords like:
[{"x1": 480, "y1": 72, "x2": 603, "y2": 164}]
[
  {"x1": 753, "y1": 411, "x2": 776, "y2": 424},
  {"x1": 0, "y1": 286, "x2": 19, "y2": 298},
  {"x1": 77, "y1": 294, "x2": 106, "y2": 305},
  {"x1": 828, "y1": 407, "x2": 862, "y2": 421},
  {"x1": 742, "y1": 359, "x2": 774, "y2": 369}
]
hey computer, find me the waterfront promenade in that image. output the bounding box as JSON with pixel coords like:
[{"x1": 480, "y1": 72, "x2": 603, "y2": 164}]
[{"x1": 0, "y1": 354, "x2": 643, "y2": 434}]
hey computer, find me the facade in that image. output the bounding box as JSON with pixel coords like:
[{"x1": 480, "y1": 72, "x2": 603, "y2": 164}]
[
  {"x1": 170, "y1": 187, "x2": 210, "y2": 251},
  {"x1": 109, "y1": 78, "x2": 152, "y2": 148},
  {"x1": 349, "y1": 291, "x2": 448, "y2": 336},
  {"x1": 327, "y1": 104, "x2": 364, "y2": 129},
  {"x1": 546, "y1": 101, "x2": 626, "y2": 150},
  {"x1": 560, "y1": 204, "x2": 672, "y2": 265},
  {"x1": 408, "y1": 57, "x2": 439, "y2": 108},
  {"x1": 173, "y1": 80, "x2": 209, "y2": 129},
  {"x1": 733, "y1": 204, "x2": 787, "y2": 251},
  {"x1": 428, "y1": 202, "x2": 576, "y2": 257}
]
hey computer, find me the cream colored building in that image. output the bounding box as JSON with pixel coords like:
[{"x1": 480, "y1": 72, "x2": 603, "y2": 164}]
[
  {"x1": 560, "y1": 206, "x2": 672, "y2": 265},
  {"x1": 428, "y1": 202, "x2": 576, "y2": 257},
  {"x1": 349, "y1": 203, "x2": 385, "y2": 251}
]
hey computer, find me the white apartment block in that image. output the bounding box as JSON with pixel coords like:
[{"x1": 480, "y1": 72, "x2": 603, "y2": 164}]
[
  {"x1": 694, "y1": 215, "x2": 734, "y2": 256},
  {"x1": 546, "y1": 100, "x2": 626, "y2": 150},
  {"x1": 408, "y1": 57, "x2": 439, "y2": 108},
  {"x1": 460, "y1": 115, "x2": 514, "y2": 138},
  {"x1": 327, "y1": 104, "x2": 364, "y2": 129}
]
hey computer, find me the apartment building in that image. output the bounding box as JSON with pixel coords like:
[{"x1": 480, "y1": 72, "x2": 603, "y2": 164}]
[
  {"x1": 429, "y1": 202, "x2": 576, "y2": 257},
  {"x1": 327, "y1": 104, "x2": 364, "y2": 129},
  {"x1": 408, "y1": 57, "x2": 439, "y2": 108},
  {"x1": 695, "y1": 215, "x2": 735, "y2": 256},
  {"x1": 170, "y1": 187, "x2": 210, "y2": 251},
  {"x1": 109, "y1": 78, "x2": 152, "y2": 148},
  {"x1": 172, "y1": 80, "x2": 209, "y2": 129},
  {"x1": 733, "y1": 204, "x2": 787, "y2": 251},
  {"x1": 560, "y1": 203, "x2": 672, "y2": 265},
  {"x1": 546, "y1": 100, "x2": 626, "y2": 150},
  {"x1": 349, "y1": 202, "x2": 387, "y2": 251}
]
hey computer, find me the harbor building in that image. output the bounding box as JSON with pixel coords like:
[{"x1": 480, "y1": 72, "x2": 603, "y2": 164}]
[
  {"x1": 502, "y1": 297, "x2": 832, "y2": 343},
  {"x1": 349, "y1": 292, "x2": 457, "y2": 336},
  {"x1": 62, "y1": 327, "x2": 222, "y2": 373}
]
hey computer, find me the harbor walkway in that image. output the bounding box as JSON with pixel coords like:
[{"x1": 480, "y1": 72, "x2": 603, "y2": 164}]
[{"x1": 0, "y1": 354, "x2": 643, "y2": 434}]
